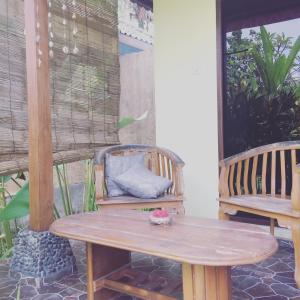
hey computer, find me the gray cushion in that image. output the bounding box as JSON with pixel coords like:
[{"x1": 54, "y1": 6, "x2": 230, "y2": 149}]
[
  {"x1": 112, "y1": 164, "x2": 172, "y2": 199},
  {"x1": 105, "y1": 153, "x2": 145, "y2": 197}
]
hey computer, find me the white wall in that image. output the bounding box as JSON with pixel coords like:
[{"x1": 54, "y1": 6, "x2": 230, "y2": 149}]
[
  {"x1": 119, "y1": 49, "x2": 156, "y2": 145},
  {"x1": 154, "y1": 0, "x2": 219, "y2": 218}
]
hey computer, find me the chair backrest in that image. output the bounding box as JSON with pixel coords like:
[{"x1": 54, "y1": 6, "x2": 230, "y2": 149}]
[
  {"x1": 219, "y1": 141, "x2": 300, "y2": 198},
  {"x1": 94, "y1": 144, "x2": 185, "y2": 200}
]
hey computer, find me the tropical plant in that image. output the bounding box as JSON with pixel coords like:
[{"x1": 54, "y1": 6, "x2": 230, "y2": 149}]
[
  {"x1": 251, "y1": 26, "x2": 300, "y2": 97},
  {"x1": 0, "y1": 174, "x2": 28, "y2": 258},
  {"x1": 225, "y1": 26, "x2": 300, "y2": 156},
  {"x1": 117, "y1": 111, "x2": 149, "y2": 129},
  {"x1": 55, "y1": 164, "x2": 73, "y2": 216}
]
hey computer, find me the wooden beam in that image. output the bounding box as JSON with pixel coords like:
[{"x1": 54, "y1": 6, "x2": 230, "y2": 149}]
[
  {"x1": 224, "y1": 0, "x2": 300, "y2": 32},
  {"x1": 216, "y1": 0, "x2": 225, "y2": 160},
  {"x1": 24, "y1": 0, "x2": 53, "y2": 231}
]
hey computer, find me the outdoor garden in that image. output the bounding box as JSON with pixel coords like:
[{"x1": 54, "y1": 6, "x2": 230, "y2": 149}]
[{"x1": 224, "y1": 26, "x2": 300, "y2": 157}]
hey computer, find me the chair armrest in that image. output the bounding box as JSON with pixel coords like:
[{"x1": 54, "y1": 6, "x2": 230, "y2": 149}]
[
  {"x1": 219, "y1": 165, "x2": 230, "y2": 197},
  {"x1": 95, "y1": 164, "x2": 105, "y2": 201},
  {"x1": 174, "y1": 164, "x2": 184, "y2": 197},
  {"x1": 292, "y1": 164, "x2": 300, "y2": 211}
]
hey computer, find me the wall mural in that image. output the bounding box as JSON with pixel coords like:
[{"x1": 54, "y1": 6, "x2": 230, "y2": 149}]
[{"x1": 118, "y1": 0, "x2": 154, "y2": 44}]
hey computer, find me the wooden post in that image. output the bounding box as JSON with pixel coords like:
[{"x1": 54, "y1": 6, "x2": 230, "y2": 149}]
[
  {"x1": 24, "y1": 0, "x2": 53, "y2": 231},
  {"x1": 216, "y1": 0, "x2": 225, "y2": 160}
]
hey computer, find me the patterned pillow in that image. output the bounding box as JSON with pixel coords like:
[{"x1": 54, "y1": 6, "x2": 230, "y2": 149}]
[
  {"x1": 105, "y1": 153, "x2": 145, "y2": 197},
  {"x1": 112, "y1": 163, "x2": 172, "y2": 199}
]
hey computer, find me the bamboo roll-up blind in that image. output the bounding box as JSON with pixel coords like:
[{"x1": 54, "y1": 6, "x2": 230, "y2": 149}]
[{"x1": 0, "y1": 0, "x2": 120, "y2": 175}]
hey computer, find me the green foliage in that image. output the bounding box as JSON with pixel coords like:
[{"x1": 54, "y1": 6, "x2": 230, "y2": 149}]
[
  {"x1": 0, "y1": 182, "x2": 29, "y2": 222},
  {"x1": 83, "y1": 159, "x2": 96, "y2": 212},
  {"x1": 118, "y1": 117, "x2": 135, "y2": 129},
  {"x1": 55, "y1": 165, "x2": 73, "y2": 216},
  {"x1": 225, "y1": 26, "x2": 300, "y2": 156},
  {"x1": 118, "y1": 111, "x2": 149, "y2": 129},
  {"x1": 0, "y1": 174, "x2": 28, "y2": 259},
  {"x1": 251, "y1": 26, "x2": 300, "y2": 96}
]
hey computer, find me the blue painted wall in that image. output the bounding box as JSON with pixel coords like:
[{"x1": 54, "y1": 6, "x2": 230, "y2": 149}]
[{"x1": 119, "y1": 42, "x2": 143, "y2": 55}]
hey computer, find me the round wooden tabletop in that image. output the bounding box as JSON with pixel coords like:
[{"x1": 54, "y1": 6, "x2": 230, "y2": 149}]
[{"x1": 50, "y1": 209, "x2": 278, "y2": 266}]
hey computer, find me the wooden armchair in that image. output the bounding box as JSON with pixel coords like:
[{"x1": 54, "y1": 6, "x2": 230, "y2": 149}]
[
  {"x1": 218, "y1": 141, "x2": 300, "y2": 286},
  {"x1": 94, "y1": 144, "x2": 185, "y2": 214}
]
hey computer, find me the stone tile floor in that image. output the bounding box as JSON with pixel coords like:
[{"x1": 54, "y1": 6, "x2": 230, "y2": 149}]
[{"x1": 0, "y1": 239, "x2": 300, "y2": 299}]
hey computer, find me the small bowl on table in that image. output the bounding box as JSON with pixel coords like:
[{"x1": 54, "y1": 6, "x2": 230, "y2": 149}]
[{"x1": 149, "y1": 209, "x2": 172, "y2": 225}]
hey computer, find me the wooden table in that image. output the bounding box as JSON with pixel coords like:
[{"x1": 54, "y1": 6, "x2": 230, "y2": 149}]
[{"x1": 50, "y1": 210, "x2": 278, "y2": 300}]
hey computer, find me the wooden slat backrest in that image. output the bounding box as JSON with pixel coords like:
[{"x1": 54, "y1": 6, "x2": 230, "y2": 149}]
[
  {"x1": 243, "y1": 158, "x2": 249, "y2": 195},
  {"x1": 271, "y1": 151, "x2": 276, "y2": 196},
  {"x1": 219, "y1": 141, "x2": 300, "y2": 198},
  {"x1": 229, "y1": 164, "x2": 235, "y2": 196},
  {"x1": 251, "y1": 156, "x2": 258, "y2": 195},
  {"x1": 94, "y1": 145, "x2": 185, "y2": 201},
  {"x1": 236, "y1": 161, "x2": 242, "y2": 196},
  {"x1": 280, "y1": 150, "x2": 286, "y2": 198},
  {"x1": 261, "y1": 152, "x2": 268, "y2": 195}
]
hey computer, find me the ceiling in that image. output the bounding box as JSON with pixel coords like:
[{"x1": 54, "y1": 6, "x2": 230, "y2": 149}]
[
  {"x1": 135, "y1": 0, "x2": 300, "y2": 31},
  {"x1": 224, "y1": 0, "x2": 300, "y2": 31},
  {"x1": 135, "y1": 0, "x2": 153, "y2": 10}
]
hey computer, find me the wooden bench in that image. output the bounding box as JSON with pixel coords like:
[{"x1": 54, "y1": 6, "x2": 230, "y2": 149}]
[
  {"x1": 218, "y1": 141, "x2": 300, "y2": 286},
  {"x1": 94, "y1": 144, "x2": 185, "y2": 213},
  {"x1": 50, "y1": 209, "x2": 277, "y2": 300}
]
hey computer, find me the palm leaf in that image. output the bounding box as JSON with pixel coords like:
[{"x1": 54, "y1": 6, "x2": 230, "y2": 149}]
[
  {"x1": 260, "y1": 26, "x2": 274, "y2": 68},
  {"x1": 278, "y1": 36, "x2": 300, "y2": 87},
  {"x1": 117, "y1": 117, "x2": 135, "y2": 129},
  {"x1": 118, "y1": 111, "x2": 148, "y2": 129},
  {"x1": 0, "y1": 182, "x2": 29, "y2": 221},
  {"x1": 273, "y1": 55, "x2": 287, "y2": 89},
  {"x1": 251, "y1": 27, "x2": 300, "y2": 95},
  {"x1": 296, "y1": 85, "x2": 300, "y2": 102},
  {"x1": 251, "y1": 46, "x2": 272, "y2": 94}
]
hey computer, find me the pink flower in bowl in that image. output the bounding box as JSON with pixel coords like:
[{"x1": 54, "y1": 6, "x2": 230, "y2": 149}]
[
  {"x1": 149, "y1": 209, "x2": 172, "y2": 225},
  {"x1": 152, "y1": 209, "x2": 169, "y2": 218}
]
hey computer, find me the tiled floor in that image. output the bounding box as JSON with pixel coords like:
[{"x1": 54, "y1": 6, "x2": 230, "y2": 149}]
[{"x1": 1, "y1": 239, "x2": 300, "y2": 299}]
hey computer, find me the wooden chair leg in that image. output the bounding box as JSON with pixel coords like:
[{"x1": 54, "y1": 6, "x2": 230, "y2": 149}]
[
  {"x1": 292, "y1": 222, "x2": 300, "y2": 288},
  {"x1": 219, "y1": 207, "x2": 230, "y2": 221},
  {"x1": 270, "y1": 218, "x2": 275, "y2": 236},
  {"x1": 177, "y1": 204, "x2": 185, "y2": 215}
]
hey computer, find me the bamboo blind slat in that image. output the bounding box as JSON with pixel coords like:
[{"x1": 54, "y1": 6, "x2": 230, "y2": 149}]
[
  {"x1": 0, "y1": 0, "x2": 120, "y2": 173},
  {"x1": 0, "y1": 146, "x2": 116, "y2": 176}
]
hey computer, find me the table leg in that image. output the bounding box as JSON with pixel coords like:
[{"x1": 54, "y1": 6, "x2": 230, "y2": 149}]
[
  {"x1": 86, "y1": 243, "x2": 131, "y2": 300},
  {"x1": 182, "y1": 263, "x2": 231, "y2": 300}
]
